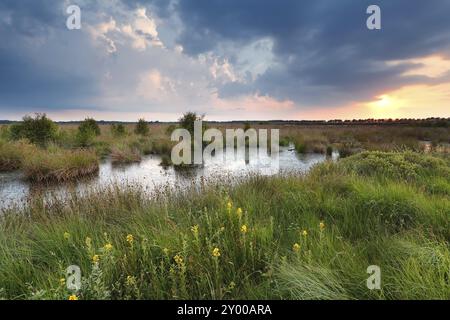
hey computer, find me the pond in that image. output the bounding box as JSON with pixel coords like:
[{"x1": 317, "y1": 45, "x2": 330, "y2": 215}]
[{"x1": 0, "y1": 146, "x2": 338, "y2": 210}]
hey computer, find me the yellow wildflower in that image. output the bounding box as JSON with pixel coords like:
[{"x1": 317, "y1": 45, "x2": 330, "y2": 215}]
[
  {"x1": 191, "y1": 225, "x2": 199, "y2": 236},
  {"x1": 92, "y1": 255, "x2": 100, "y2": 263},
  {"x1": 68, "y1": 295, "x2": 78, "y2": 300},
  {"x1": 126, "y1": 234, "x2": 134, "y2": 245},
  {"x1": 293, "y1": 243, "x2": 301, "y2": 252},
  {"x1": 241, "y1": 225, "x2": 248, "y2": 234},
  {"x1": 212, "y1": 247, "x2": 221, "y2": 258},
  {"x1": 104, "y1": 243, "x2": 113, "y2": 251},
  {"x1": 174, "y1": 254, "x2": 183, "y2": 265},
  {"x1": 319, "y1": 221, "x2": 325, "y2": 231},
  {"x1": 236, "y1": 208, "x2": 243, "y2": 217},
  {"x1": 302, "y1": 230, "x2": 308, "y2": 237},
  {"x1": 126, "y1": 275, "x2": 136, "y2": 286},
  {"x1": 163, "y1": 248, "x2": 169, "y2": 255},
  {"x1": 63, "y1": 232, "x2": 70, "y2": 240},
  {"x1": 227, "y1": 201, "x2": 232, "y2": 211},
  {"x1": 60, "y1": 278, "x2": 66, "y2": 286},
  {"x1": 85, "y1": 237, "x2": 92, "y2": 248}
]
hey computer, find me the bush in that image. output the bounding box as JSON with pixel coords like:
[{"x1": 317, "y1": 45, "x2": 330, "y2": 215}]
[
  {"x1": 279, "y1": 137, "x2": 291, "y2": 147},
  {"x1": 134, "y1": 119, "x2": 149, "y2": 136},
  {"x1": 75, "y1": 129, "x2": 96, "y2": 147},
  {"x1": 10, "y1": 114, "x2": 58, "y2": 146},
  {"x1": 79, "y1": 118, "x2": 101, "y2": 136},
  {"x1": 111, "y1": 124, "x2": 127, "y2": 137},
  {"x1": 178, "y1": 112, "x2": 204, "y2": 135}
]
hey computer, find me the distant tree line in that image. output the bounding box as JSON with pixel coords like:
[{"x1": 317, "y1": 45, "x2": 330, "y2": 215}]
[{"x1": 1, "y1": 116, "x2": 449, "y2": 127}]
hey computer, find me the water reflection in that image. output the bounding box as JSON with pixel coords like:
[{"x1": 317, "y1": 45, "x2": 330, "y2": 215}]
[{"x1": 0, "y1": 146, "x2": 335, "y2": 210}]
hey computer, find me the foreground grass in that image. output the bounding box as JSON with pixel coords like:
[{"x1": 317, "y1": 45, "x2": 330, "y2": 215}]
[{"x1": 0, "y1": 151, "x2": 448, "y2": 300}]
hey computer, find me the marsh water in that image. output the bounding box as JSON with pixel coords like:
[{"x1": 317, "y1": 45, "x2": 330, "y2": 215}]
[{"x1": 0, "y1": 146, "x2": 337, "y2": 210}]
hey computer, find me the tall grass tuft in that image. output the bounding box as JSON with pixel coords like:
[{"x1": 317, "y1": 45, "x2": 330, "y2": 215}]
[
  {"x1": 22, "y1": 147, "x2": 99, "y2": 182},
  {"x1": 0, "y1": 139, "x2": 36, "y2": 172}
]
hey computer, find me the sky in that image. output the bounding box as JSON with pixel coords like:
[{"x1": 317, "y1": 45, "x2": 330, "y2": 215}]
[{"x1": 0, "y1": 0, "x2": 450, "y2": 121}]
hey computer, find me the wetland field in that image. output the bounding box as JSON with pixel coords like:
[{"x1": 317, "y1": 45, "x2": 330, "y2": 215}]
[{"x1": 0, "y1": 115, "x2": 449, "y2": 300}]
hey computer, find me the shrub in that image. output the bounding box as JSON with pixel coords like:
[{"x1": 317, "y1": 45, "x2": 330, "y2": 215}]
[
  {"x1": 134, "y1": 118, "x2": 149, "y2": 136},
  {"x1": 10, "y1": 114, "x2": 58, "y2": 146},
  {"x1": 111, "y1": 124, "x2": 127, "y2": 137},
  {"x1": 79, "y1": 118, "x2": 101, "y2": 136},
  {"x1": 75, "y1": 129, "x2": 96, "y2": 147},
  {"x1": 279, "y1": 137, "x2": 291, "y2": 147},
  {"x1": 178, "y1": 112, "x2": 204, "y2": 135},
  {"x1": 76, "y1": 119, "x2": 101, "y2": 147}
]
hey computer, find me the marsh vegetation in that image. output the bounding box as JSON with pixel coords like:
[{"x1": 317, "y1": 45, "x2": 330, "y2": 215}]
[
  {"x1": 0, "y1": 115, "x2": 449, "y2": 300},
  {"x1": 0, "y1": 151, "x2": 448, "y2": 299}
]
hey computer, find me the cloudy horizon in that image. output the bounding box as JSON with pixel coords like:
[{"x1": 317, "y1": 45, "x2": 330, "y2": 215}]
[{"x1": 1, "y1": 0, "x2": 450, "y2": 121}]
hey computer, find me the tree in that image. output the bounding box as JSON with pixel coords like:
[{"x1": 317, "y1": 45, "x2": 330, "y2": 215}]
[
  {"x1": 134, "y1": 118, "x2": 149, "y2": 136},
  {"x1": 178, "y1": 112, "x2": 204, "y2": 135},
  {"x1": 10, "y1": 113, "x2": 57, "y2": 146}
]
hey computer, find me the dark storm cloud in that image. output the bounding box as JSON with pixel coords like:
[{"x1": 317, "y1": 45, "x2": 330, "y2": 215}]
[
  {"x1": 0, "y1": 0, "x2": 61, "y2": 35},
  {"x1": 172, "y1": 0, "x2": 450, "y2": 105},
  {"x1": 0, "y1": 1, "x2": 102, "y2": 111},
  {"x1": 1, "y1": 0, "x2": 450, "y2": 113}
]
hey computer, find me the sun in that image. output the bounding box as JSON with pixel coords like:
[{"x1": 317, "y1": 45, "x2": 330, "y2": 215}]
[
  {"x1": 365, "y1": 94, "x2": 400, "y2": 118},
  {"x1": 376, "y1": 95, "x2": 391, "y2": 108}
]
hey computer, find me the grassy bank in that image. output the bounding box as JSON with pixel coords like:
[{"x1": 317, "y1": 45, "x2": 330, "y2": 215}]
[
  {"x1": 0, "y1": 151, "x2": 448, "y2": 300},
  {"x1": 22, "y1": 147, "x2": 99, "y2": 183},
  {"x1": 0, "y1": 140, "x2": 36, "y2": 172}
]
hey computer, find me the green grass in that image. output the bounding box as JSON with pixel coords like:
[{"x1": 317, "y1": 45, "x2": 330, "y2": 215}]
[
  {"x1": 22, "y1": 147, "x2": 99, "y2": 183},
  {"x1": 0, "y1": 139, "x2": 36, "y2": 172},
  {"x1": 0, "y1": 151, "x2": 448, "y2": 300}
]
